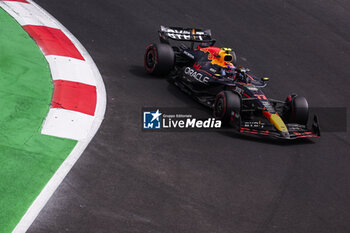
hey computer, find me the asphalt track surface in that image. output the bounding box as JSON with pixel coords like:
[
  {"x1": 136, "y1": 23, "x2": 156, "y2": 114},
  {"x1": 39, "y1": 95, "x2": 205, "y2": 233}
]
[{"x1": 27, "y1": 0, "x2": 350, "y2": 232}]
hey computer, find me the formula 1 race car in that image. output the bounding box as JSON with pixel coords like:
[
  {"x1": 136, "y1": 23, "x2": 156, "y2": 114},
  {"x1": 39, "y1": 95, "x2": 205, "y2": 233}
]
[{"x1": 144, "y1": 26, "x2": 320, "y2": 139}]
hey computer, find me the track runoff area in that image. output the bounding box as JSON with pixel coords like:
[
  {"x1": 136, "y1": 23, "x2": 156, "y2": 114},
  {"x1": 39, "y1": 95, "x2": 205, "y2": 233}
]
[{"x1": 0, "y1": 1, "x2": 106, "y2": 232}]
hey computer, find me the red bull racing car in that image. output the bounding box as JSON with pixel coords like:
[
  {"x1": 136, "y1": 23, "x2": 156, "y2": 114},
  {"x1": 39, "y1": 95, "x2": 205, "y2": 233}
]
[{"x1": 144, "y1": 26, "x2": 320, "y2": 139}]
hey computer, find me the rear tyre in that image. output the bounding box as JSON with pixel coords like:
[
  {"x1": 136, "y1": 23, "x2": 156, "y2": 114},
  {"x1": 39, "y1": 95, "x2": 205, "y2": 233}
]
[
  {"x1": 144, "y1": 43, "x2": 174, "y2": 75},
  {"x1": 283, "y1": 94, "x2": 309, "y2": 125},
  {"x1": 213, "y1": 91, "x2": 241, "y2": 125}
]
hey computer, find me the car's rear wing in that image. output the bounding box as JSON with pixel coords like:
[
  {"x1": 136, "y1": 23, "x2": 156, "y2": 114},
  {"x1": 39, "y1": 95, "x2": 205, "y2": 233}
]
[{"x1": 159, "y1": 26, "x2": 215, "y2": 45}]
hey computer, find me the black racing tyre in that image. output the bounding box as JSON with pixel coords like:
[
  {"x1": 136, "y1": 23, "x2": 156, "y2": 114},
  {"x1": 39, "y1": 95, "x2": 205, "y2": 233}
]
[
  {"x1": 283, "y1": 95, "x2": 309, "y2": 125},
  {"x1": 213, "y1": 91, "x2": 241, "y2": 125},
  {"x1": 144, "y1": 43, "x2": 174, "y2": 75},
  {"x1": 292, "y1": 96, "x2": 309, "y2": 125}
]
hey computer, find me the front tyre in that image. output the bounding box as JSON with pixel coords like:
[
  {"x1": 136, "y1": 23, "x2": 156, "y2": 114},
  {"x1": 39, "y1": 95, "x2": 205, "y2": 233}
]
[
  {"x1": 213, "y1": 91, "x2": 241, "y2": 125},
  {"x1": 144, "y1": 43, "x2": 174, "y2": 75},
  {"x1": 283, "y1": 94, "x2": 309, "y2": 125}
]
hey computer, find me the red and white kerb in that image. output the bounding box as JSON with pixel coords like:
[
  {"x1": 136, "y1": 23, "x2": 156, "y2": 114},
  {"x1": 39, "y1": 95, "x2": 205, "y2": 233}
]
[
  {"x1": 0, "y1": 1, "x2": 106, "y2": 232},
  {"x1": 0, "y1": 0, "x2": 100, "y2": 140}
]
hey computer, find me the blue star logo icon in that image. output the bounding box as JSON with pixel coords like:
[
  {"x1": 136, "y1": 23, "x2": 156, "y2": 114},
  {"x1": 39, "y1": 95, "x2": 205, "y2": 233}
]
[{"x1": 143, "y1": 109, "x2": 162, "y2": 129}]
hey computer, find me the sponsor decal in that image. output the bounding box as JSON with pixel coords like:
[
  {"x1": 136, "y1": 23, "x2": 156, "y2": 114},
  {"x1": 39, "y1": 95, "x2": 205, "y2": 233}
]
[
  {"x1": 184, "y1": 51, "x2": 194, "y2": 59},
  {"x1": 164, "y1": 28, "x2": 205, "y2": 40},
  {"x1": 209, "y1": 67, "x2": 217, "y2": 73},
  {"x1": 247, "y1": 86, "x2": 258, "y2": 91},
  {"x1": 193, "y1": 62, "x2": 201, "y2": 70},
  {"x1": 235, "y1": 86, "x2": 243, "y2": 94},
  {"x1": 254, "y1": 94, "x2": 267, "y2": 100},
  {"x1": 243, "y1": 121, "x2": 265, "y2": 129},
  {"x1": 261, "y1": 101, "x2": 275, "y2": 112},
  {"x1": 184, "y1": 67, "x2": 209, "y2": 83}
]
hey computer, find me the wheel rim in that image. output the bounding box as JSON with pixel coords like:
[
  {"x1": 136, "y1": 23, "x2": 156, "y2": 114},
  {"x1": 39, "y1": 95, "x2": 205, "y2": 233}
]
[
  {"x1": 215, "y1": 98, "x2": 224, "y2": 117},
  {"x1": 146, "y1": 50, "x2": 155, "y2": 69}
]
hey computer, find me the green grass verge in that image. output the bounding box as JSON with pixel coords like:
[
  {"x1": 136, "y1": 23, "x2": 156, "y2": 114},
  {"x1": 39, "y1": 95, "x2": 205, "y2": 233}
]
[{"x1": 0, "y1": 9, "x2": 77, "y2": 233}]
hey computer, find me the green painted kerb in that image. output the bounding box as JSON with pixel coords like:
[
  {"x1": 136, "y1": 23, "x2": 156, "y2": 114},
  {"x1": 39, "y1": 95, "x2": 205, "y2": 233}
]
[{"x1": 0, "y1": 9, "x2": 77, "y2": 233}]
